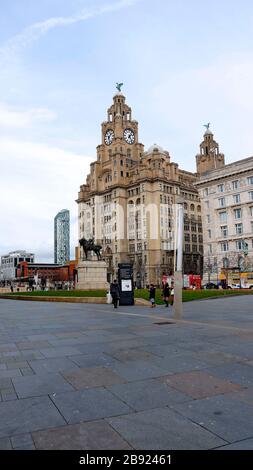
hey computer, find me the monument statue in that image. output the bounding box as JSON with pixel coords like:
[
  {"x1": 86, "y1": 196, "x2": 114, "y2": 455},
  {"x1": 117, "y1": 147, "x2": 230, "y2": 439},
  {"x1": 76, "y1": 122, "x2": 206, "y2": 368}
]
[
  {"x1": 79, "y1": 238, "x2": 102, "y2": 261},
  {"x1": 116, "y1": 82, "x2": 123, "y2": 92},
  {"x1": 204, "y1": 122, "x2": 211, "y2": 131}
]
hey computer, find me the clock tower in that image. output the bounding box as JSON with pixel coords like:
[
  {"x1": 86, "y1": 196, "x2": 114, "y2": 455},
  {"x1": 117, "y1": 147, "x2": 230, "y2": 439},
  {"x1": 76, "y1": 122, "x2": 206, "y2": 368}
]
[{"x1": 77, "y1": 86, "x2": 203, "y2": 285}]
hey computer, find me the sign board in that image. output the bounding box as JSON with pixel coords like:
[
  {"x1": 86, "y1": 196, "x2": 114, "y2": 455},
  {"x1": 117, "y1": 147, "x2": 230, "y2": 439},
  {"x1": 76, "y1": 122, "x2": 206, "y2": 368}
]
[
  {"x1": 118, "y1": 263, "x2": 134, "y2": 305},
  {"x1": 121, "y1": 279, "x2": 132, "y2": 291}
]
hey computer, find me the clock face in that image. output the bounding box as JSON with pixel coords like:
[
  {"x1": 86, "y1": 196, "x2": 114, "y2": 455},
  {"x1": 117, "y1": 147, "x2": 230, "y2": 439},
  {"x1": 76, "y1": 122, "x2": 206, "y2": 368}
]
[
  {"x1": 104, "y1": 129, "x2": 114, "y2": 145},
  {"x1": 124, "y1": 128, "x2": 135, "y2": 144}
]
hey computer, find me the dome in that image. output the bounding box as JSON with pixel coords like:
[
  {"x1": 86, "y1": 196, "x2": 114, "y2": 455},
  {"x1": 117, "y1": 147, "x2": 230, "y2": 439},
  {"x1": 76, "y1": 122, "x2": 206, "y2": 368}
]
[
  {"x1": 204, "y1": 129, "x2": 213, "y2": 136},
  {"x1": 147, "y1": 143, "x2": 164, "y2": 154}
]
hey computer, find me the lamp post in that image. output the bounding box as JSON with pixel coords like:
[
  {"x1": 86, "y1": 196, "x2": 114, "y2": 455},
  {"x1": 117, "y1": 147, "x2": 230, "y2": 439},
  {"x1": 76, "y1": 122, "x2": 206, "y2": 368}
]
[{"x1": 174, "y1": 199, "x2": 184, "y2": 320}]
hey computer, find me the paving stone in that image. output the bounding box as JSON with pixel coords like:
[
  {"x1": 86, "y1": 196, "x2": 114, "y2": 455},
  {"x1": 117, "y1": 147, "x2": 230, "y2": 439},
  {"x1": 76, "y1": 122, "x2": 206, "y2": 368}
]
[
  {"x1": 20, "y1": 367, "x2": 35, "y2": 376},
  {"x1": 6, "y1": 361, "x2": 29, "y2": 370},
  {"x1": 32, "y1": 421, "x2": 131, "y2": 450},
  {"x1": 62, "y1": 366, "x2": 125, "y2": 390},
  {"x1": 0, "y1": 344, "x2": 18, "y2": 353},
  {"x1": 12, "y1": 372, "x2": 74, "y2": 398},
  {"x1": 109, "y1": 360, "x2": 169, "y2": 382},
  {"x1": 206, "y1": 363, "x2": 253, "y2": 387},
  {"x1": 1, "y1": 391, "x2": 18, "y2": 401},
  {"x1": 70, "y1": 353, "x2": 118, "y2": 368},
  {"x1": 225, "y1": 387, "x2": 253, "y2": 407},
  {"x1": 16, "y1": 444, "x2": 36, "y2": 450},
  {"x1": 109, "y1": 349, "x2": 159, "y2": 363},
  {"x1": 20, "y1": 350, "x2": 45, "y2": 360},
  {"x1": 173, "y1": 395, "x2": 253, "y2": 443},
  {"x1": 217, "y1": 437, "x2": 253, "y2": 450},
  {"x1": 16, "y1": 341, "x2": 52, "y2": 350},
  {"x1": 0, "y1": 364, "x2": 7, "y2": 370},
  {"x1": 11, "y1": 433, "x2": 34, "y2": 449},
  {"x1": 0, "y1": 437, "x2": 12, "y2": 449},
  {"x1": 39, "y1": 346, "x2": 82, "y2": 358},
  {"x1": 0, "y1": 396, "x2": 65, "y2": 438},
  {"x1": 107, "y1": 407, "x2": 226, "y2": 450},
  {"x1": 146, "y1": 353, "x2": 209, "y2": 374},
  {"x1": 0, "y1": 378, "x2": 12, "y2": 390},
  {"x1": 50, "y1": 388, "x2": 131, "y2": 424},
  {"x1": 29, "y1": 357, "x2": 79, "y2": 374},
  {"x1": 0, "y1": 369, "x2": 22, "y2": 378},
  {"x1": 164, "y1": 371, "x2": 242, "y2": 399},
  {"x1": 107, "y1": 377, "x2": 191, "y2": 411}
]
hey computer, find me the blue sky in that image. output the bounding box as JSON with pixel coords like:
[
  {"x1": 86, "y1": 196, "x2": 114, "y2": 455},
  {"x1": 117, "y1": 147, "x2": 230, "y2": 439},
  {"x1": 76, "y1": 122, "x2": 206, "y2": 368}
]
[{"x1": 0, "y1": 0, "x2": 253, "y2": 261}]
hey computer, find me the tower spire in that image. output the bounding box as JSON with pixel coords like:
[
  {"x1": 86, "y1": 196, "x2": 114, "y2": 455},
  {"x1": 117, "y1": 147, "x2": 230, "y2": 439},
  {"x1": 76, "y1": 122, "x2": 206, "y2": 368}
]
[{"x1": 196, "y1": 126, "x2": 225, "y2": 174}]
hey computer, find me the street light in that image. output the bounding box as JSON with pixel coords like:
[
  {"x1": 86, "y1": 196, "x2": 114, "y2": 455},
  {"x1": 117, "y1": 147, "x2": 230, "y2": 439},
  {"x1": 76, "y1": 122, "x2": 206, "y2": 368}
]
[{"x1": 174, "y1": 199, "x2": 184, "y2": 320}]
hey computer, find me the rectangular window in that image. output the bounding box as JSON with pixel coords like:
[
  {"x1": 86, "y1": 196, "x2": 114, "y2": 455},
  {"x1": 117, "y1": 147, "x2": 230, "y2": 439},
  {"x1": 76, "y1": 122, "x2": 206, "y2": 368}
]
[
  {"x1": 207, "y1": 215, "x2": 211, "y2": 223},
  {"x1": 204, "y1": 188, "x2": 209, "y2": 196},
  {"x1": 247, "y1": 176, "x2": 253, "y2": 185},
  {"x1": 233, "y1": 194, "x2": 240, "y2": 204},
  {"x1": 185, "y1": 244, "x2": 190, "y2": 253},
  {"x1": 208, "y1": 244, "x2": 212, "y2": 254},
  {"x1": 250, "y1": 207, "x2": 253, "y2": 216},
  {"x1": 236, "y1": 240, "x2": 243, "y2": 250},
  {"x1": 218, "y1": 184, "x2": 224, "y2": 193},
  {"x1": 249, "y1": 191, "x2": 253, "y2": 201},
  {"x1": 220, "y1": 225, "x2": 228, "y2": 237},
  {"x1": 251, "y1": 221, "x2": 253, "y2": 233},
  {"x1": 235, "y1": 223, "x2": 243, "y2": 235},
  {"x1": 234, "y1": 208, "x2": 242, "y2": 219},
  {"x1": 205, "y1": 201, "x2": 209, "y2": 209},
  {"x1": 218, "y1": 197, "x2": 225, "y2": 207},
  {"x1": 219, "y1": 211, "x2": 227, "y2": 222},
  {"x1": 207, "y1": 229, "x2": 211, "y2": 239},
  {"x1": 221, "y1": 242, "x2": 229, "y2": 252},
  {"x1": 232, "y1": 180, "x2": 239, "y2": 190}
]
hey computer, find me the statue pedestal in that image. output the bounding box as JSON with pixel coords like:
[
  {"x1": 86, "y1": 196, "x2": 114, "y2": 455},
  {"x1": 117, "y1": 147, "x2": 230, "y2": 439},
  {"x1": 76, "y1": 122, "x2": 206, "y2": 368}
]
[{"x1": 76, "y1": 260, "x2": 108, "y2": 290}]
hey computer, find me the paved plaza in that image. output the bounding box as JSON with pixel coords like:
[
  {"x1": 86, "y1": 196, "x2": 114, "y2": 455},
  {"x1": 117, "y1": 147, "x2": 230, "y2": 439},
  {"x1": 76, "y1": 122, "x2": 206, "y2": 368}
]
[{"x1": 0, "y1": 296, "x2": 253, "y2": 450}]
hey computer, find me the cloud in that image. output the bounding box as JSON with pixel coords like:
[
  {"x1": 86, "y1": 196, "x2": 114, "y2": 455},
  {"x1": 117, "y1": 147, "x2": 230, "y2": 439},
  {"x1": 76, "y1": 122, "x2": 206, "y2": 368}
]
[
  {"x1": 0, "y1": 103, "x2": 56, "y2": 128},
  {"x1": 151, "y1": 56, "x2": 253, "y2": 167},
  {"x1": 0, "y1": 138, "x2": 92, "y2": 261},
  {"x1": 0, "y1": 0, "x2": 141, "y2": 66}
]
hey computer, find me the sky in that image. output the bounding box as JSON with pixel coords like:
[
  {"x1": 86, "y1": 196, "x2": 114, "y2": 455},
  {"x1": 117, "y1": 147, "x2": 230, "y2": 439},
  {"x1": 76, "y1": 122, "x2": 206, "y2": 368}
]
[{"x1": 0, "y1": 0, "x2": 253, "y2": 262}]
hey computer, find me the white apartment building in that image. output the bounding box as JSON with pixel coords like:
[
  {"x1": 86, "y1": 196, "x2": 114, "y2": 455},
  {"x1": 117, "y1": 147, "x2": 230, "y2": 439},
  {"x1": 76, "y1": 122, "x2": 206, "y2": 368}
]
[{"x1": 195, "y1": 129, "x2": 253, "y2": 284}]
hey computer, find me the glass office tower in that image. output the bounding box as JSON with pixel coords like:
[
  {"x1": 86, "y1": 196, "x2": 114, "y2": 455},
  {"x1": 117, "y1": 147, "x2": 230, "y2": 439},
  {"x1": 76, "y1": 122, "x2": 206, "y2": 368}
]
[{"x1": 54, "y1": 209, "x2": 70, "y2": 264}]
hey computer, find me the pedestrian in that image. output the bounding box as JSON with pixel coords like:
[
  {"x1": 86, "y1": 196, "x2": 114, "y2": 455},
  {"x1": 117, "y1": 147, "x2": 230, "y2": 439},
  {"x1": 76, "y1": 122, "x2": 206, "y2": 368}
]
[
  {"x1": 170, "y1": 282, "x2": 174, "y2": 306},
  {"x1": 110, "y1": 279, "x2": 120, "y2": 309},
  {"x1": 149, "y1": 283, "x2": 156, "y2": 308},
  {"x1": 162, "y1": 282, "x2": 170, "y2": 307}
]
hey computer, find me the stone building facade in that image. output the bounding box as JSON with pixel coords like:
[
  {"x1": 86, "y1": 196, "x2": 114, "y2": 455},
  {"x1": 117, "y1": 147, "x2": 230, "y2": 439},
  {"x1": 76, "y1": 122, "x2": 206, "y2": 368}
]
[
  {"x1": 77, "y1": 91, "x2": 203, "y2": 285},
  {"x1": 195, "y1": 128, "x2": 253, "y2": 284}
]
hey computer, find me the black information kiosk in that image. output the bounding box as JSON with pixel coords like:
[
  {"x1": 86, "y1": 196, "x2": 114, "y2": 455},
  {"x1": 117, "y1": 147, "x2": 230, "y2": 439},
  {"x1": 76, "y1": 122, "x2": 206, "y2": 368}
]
[{"x1": 118, "y1": 263, "x2": 134, "y2": 306}]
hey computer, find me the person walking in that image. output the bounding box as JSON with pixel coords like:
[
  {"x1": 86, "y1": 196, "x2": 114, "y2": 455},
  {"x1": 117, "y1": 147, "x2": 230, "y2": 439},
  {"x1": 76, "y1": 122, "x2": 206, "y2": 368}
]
[
  {"x1": 110, "y1": 279, "x2": 120, "y2": 309},
  {"x1": 170, "y1": 282, "x2": 174, "y2": 306},
  {"x1": 149, "y1": 284, "x2": 156, "y2": 308},
  {"x1": 163, "y1": 282, "x2": 170, "y2": 307}
]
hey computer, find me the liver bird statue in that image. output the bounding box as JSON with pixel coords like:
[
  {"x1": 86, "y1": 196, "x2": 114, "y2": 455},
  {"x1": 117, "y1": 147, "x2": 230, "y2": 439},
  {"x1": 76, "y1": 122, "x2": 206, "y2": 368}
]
[{"x1": 116, "y1": 82, "x2": 123, "y2": 92}]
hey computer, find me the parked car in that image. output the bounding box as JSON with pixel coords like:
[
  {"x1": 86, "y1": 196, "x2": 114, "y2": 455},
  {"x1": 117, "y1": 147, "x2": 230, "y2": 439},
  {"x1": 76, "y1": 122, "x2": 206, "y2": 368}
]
[
  {"x1": 202, "y1": 282, "x2": 218, "y2": 289},
  {"x1": 227, "y1": 283, "x2": 241, "y2": 289}
]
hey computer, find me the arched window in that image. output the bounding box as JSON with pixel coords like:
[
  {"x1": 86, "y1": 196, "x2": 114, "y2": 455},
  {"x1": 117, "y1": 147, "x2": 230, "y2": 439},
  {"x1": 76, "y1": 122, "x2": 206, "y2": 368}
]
[
  {"x1": 197, "y1": 205, "x2": 201, "y2": 212},
  {"x1": 190, "y1": 204, "x2": 195, "y2": 211},
  {"x1": 184, "y1": 203, "x2": 188, "y2": 210}
]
